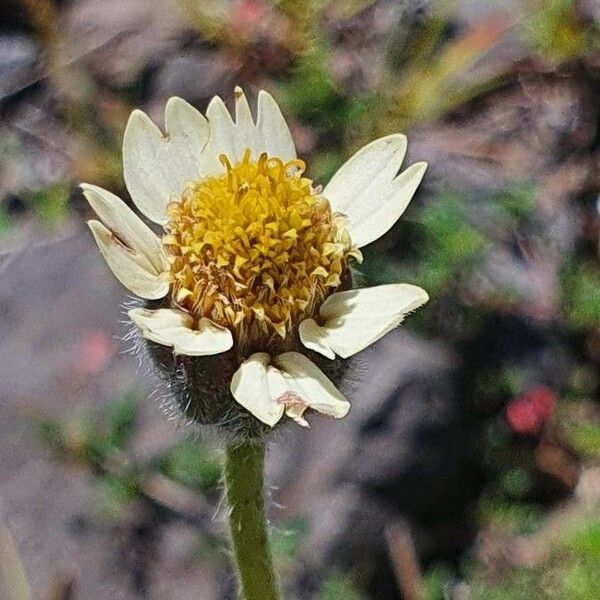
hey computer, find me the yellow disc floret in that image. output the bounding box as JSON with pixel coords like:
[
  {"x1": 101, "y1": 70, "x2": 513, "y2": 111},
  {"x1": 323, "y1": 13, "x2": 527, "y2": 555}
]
[{"x1": 163, "y1": 150, "x2": 358, "y2": 346}]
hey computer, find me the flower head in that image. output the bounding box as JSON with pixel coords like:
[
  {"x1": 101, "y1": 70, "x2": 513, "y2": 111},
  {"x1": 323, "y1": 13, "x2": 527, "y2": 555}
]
[
  {"x1": 164, "y1": 149, "x2": 358, "y2": 345},
  {"x1": 82, "y1": 87, "x2": 429, "y2": 434}
]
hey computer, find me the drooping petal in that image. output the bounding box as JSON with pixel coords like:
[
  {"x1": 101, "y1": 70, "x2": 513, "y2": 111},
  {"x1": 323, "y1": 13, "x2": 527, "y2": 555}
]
[
  {"x1": 273, "y1": 352, "x2": 350, "y2": 418},
  {"x1": 171, "y1": 318, "x2": 234, "y2": 356},
  {"x1": 82, "y1": 184, "x2": 167, "y2": 272},
  {"x1": 201, "y1": 87, "x2": 296, "y2": 173},
  {"x1": 230, "y1": 352, "x2": 350, "y2": 427},
  {"x1": 323, "y1": 135, "x2": 427, "y2": 247},
  {"x1": 299, "y1": 284, "x2": 429, "y2": 359},
  {"x1": 128, "y1": 307, "x2": 233, "y2": 356},
  {"x1": 88, "y1": 221, "x2": 168, "y2": 299},
  {"x1": 82, "y1": 184, "x2": 169, "y2": 299},
  {"x1": 230, "y1": 353, "x2": 285, "y2": 427},
  {"x1": 123, "y1": 97, "x2": 209, "y2": 225}
]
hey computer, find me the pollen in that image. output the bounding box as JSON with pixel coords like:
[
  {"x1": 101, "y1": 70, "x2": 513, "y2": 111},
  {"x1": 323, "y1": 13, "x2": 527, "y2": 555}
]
[{"x1": 163, "y1": 150, "x2": 359, "y2": 345}]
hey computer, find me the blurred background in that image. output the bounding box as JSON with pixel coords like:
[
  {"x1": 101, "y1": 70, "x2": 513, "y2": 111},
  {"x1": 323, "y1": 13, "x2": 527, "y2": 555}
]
[{"x1": 0, "y1": 0, "x2": 599, "y2": 598}]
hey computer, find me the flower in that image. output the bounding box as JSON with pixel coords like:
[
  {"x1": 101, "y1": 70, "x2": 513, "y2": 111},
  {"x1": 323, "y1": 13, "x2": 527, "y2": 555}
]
[{"x1": 82, "y1": 87, "x2": 428, "y2": 430}]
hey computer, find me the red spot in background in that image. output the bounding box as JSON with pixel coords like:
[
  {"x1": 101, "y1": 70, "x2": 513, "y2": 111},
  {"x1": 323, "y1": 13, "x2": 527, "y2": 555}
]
[
  {"x1": 80, "y1": 330, "x2": 115, "y2": 374},
  {"x1": 231, "y1": 0, "x2": 266, "y2": 33},
  {"x1": 506, "y1": 387, "x2": 557, "y2": 435}
]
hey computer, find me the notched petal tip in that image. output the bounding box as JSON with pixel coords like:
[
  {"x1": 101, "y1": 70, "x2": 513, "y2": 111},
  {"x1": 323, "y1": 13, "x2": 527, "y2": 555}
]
[
  {"x1": 324, "y1": 133, "x2": 427, "y2": 248},
  {"x1": 124, "y1": 108, "x2": 159, "y2": 142},
  {"x1": 124, "y1": 100, "x2": 209, "y2": 224},
  {"x1": 206, "y1": 94, "x2": 235, "y2": 124},
  {"x1": 193, "y1": 87, "x2": 297, "y2": 174},
  {"x1": 299, "y1": 284, "x2": 430, "y2": 359},
  {"x1": 165, "y1": 95, "x2": 196, "y2": 113},
  {"x1": 378, "y1": 132, "x2": 408, "y2": 155}
]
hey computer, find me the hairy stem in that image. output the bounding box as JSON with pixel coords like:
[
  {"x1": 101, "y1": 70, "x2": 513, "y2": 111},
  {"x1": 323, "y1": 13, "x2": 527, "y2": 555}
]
[{"x1": 224, "y1": 441, "x2": 279, "y2": 600}]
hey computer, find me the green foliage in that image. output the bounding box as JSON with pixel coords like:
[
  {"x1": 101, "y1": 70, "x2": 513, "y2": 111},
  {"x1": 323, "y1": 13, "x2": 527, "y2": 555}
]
[
  {"x1": 270, "y1": 518, "x2": 308, "y2": 564},
  {"x1": 374, "y1": 8, "x2": 507, "y2": 135},
  {"x1": 468, "y1": 569, "x2": 542, "y2": 600},
  {"x1": 364, "y1": 190, "x2": 487, "y2": 297},
  {"x1": 468, "y1": 548, "x2": 600, "y2": 600},
  {"x1": 36, "y1": 392, "x2": 139, "y2": 472},
  {"x1": 479, "y1": 497, "x2": 544, "y2": 536},
  {"x1": 306, "y1": 150, "x2": 343, "y2": 183},
  {"x1": 563, "y1": 520, "x2": 600, "y2": 560},
  {"x1": 326, "y1": 0, "x2": 378, "y2": 19},
  {"x1": 283, "y1": 44, "x2": 345, "y2": 126},
  {"x1": 176, "y1": 0, "x2": 230, "y2": 43},
  {"x1": 558, "y1": 557, "x2": 600, "y2": 600},
  {"x1": 159, "y1": 438, "x2": 221, "y2": 492},
  {"x1": 30, "y1": 184, "x2": 69, "y2": 228},
  {"x1": 423, "y1": 564, "x2": 454, "y2": 600},
  {"x1": 561, "y1": 262, "x2": 600, "y2": 329},
  {"x1": 92, "y1": 391, "x2": 138, "y2": 456},
  {"x1": 481, "y1": 367, "x2": 528, "y2": 400},
  {"x1": 562, "y1": 420, "x2": 600, "y2": 458},
  {"x1": 318, "y1": 572, "x2": 367, "y2": 600},
  {"x1": 37, "y1": 419, "x2": 64, "y2": 449},
  {"x1": 95, "y1": 472, "x2": 141, "y2": 519},
  {"x1": 500, "y1": 468, "x2": 533, "y2": 499},
  {"x1": 456, "y1": 514, "x2": 600, "y2": 600},
  {"x1": 492, "y1": 182, "x2": 536, "y2": 223},
  {"x1": 0, "y1": 203, "x2": 11, "y2": 236},
  {"x1": 418, "y1": 193, "x2": 487, "y2": 287},
  {"x1": 281, "y1": 44, "x2": 378, "y2": 181},
  {"x1": 523, "y1": 0, "x2": 600, "y2": 61},
  {"x1": 37, "y1": 391, "x2": 222, "y2": 523}
]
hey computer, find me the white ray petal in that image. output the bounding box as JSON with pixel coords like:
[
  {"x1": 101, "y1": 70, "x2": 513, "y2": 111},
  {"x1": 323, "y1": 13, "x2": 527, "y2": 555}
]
[
  {"x1": 234, "y1": 86, "x2": 260, "y2": 159},
  {"x1": 299, "y1": 284, "x2": 429, "y2": 359},
  {"x1": 129, "y1": 306, "x2": 192, "y2": 330},
  {"x1": 203, "y1": 94, "x2": 238, "y2": 171},
  {"x1": 230, "y1": 352, "x2": 350, "y2": 427},
  {"x1": 230, "y1": 353, "x2": 285, "y2": 427},
  {"x1": 256, "y1": 90, "x2": 296, "y2": 163},
  {"x1": 88, "y1": 221, "x2": 169, "y2": 299},
  {"x1": 201, "y1": 87, "x2": 296, "y2": 172},
  {"x1": 323, "y1": 135, "x2": 427, "y2": 247},
  {"x1": 273, "y1": 352, "x2": 350, "y2": 419},
  {"x1": 123, "y1": 97, "x2": 209, "y2": 224},
  {"x1": 81, "y1": 184, "x2": 167, "y2": 273},
  {"x1": 128, "y1": 307, "x2": 233, "y2": 356},
  {"x1": 82, "y1": 184, "x2": 169, "y2": 299}
]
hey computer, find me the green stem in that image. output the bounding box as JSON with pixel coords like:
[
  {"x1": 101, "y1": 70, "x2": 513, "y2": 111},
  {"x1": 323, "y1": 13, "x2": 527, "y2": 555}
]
[{"x1": 224, "y1": 440, "x2": 280, "y2": 600}]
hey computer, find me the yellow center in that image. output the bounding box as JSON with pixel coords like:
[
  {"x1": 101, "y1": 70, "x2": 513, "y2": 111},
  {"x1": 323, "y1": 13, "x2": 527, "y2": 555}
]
[{"x1": 163, "y1": 150, "x2": 358, "y2": 345}]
